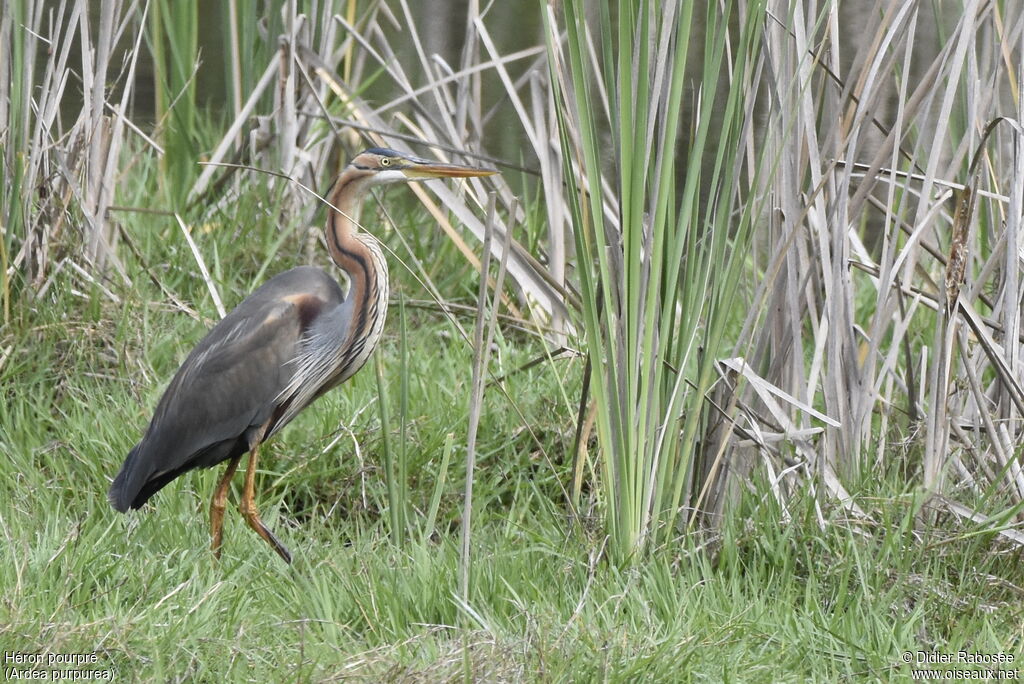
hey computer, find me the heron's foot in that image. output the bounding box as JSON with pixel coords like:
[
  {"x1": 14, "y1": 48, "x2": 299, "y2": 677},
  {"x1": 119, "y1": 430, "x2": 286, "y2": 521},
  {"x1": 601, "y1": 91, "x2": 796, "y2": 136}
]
[
  {"x1": 239, "y1": 501, "x2": 293, "y2": 564},
  {"x1": 210, "y1": 455, "x2": 241, "y2": 561},
  {"x1": 238, "y1": 434, "x2": 291, "y2": 563}
]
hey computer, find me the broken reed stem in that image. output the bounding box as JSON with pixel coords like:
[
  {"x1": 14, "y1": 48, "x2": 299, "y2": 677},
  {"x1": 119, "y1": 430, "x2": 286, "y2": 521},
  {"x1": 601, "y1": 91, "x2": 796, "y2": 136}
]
[{"x1": 174, "y1": 214, "x2": 226, "y2": 318}]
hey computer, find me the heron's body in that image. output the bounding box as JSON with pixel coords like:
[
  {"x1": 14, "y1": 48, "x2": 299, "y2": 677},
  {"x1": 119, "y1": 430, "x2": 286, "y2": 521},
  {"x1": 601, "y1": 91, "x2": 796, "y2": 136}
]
[
  {"x1": 108, "y1": 266, "x2": 353, "y2": 511},
  {"x1": 108, "y1": 148, "x2": 495, "y2": 562}
]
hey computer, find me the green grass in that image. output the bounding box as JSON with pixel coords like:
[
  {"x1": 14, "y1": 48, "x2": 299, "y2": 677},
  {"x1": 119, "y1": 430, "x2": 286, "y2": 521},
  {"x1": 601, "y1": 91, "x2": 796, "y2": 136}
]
[
  {"x1": 3, "y1": 399, "x2": 1021, "y2": 680},
  {"x1": 1, "y1": 173, "x2": 1021, "y2": 680}
]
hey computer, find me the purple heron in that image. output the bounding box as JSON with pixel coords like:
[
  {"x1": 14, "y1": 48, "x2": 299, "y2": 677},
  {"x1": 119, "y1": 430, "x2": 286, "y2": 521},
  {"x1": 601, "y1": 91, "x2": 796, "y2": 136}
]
[{"x1": 109, "y1": 148, "x2": 497, "y2": 563}]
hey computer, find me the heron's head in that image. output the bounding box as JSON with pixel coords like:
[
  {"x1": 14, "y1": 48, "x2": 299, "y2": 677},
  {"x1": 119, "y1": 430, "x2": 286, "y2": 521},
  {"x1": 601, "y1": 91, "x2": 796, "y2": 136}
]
[{"x1": 348, "y1": 148, "x2": 498, "y2": 186}]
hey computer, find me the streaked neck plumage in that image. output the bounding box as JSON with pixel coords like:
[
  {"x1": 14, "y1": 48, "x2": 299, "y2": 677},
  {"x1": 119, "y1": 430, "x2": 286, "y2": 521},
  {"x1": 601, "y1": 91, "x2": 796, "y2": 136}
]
[{"x1": 325, "y1": 168, "x2": 390, "y2": 367}]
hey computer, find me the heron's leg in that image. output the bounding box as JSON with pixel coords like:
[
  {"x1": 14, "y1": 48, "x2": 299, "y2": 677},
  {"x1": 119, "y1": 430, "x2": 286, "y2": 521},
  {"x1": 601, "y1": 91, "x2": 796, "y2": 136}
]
[
  {"x1": 210, "y1": 455, "x2": 242, "y2": 559},
  {"x1": 239, "y1": 440, "x2": 293, "y2": 564}
]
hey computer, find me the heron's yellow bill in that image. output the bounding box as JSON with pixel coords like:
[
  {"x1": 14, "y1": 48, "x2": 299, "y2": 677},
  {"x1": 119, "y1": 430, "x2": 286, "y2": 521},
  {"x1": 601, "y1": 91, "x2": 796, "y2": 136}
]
[{"x1": 401, "y1": 159, "x2": 498, "y2": 179}]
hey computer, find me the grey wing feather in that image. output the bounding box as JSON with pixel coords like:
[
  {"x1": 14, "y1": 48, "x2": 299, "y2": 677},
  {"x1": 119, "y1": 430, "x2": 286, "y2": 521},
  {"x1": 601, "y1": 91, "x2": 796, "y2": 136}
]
[{"x1": 109, "y1": 266, "x2": 345, "y2": 511}]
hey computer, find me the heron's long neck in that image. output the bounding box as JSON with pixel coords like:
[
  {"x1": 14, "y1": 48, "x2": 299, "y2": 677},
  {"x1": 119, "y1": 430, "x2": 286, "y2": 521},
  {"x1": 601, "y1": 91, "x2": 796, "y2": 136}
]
[{"x1": 325, "y1": 171, "x2": 390, "y2": 346}]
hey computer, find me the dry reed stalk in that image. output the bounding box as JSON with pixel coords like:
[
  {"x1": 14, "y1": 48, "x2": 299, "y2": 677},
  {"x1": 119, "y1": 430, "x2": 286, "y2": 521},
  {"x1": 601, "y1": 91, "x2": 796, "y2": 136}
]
[{"x1": 460, "y1": 192, "x2": 509, "y2": 601}]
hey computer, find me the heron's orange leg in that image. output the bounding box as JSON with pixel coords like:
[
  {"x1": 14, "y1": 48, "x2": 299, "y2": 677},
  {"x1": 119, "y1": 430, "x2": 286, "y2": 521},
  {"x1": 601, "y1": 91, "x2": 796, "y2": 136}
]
[
  {"x1": 210, "y1": 455, "x2": 242, "y2": 559},
  {"x1": 239, "y1": 441, "x2": 293, "y2": 564}
]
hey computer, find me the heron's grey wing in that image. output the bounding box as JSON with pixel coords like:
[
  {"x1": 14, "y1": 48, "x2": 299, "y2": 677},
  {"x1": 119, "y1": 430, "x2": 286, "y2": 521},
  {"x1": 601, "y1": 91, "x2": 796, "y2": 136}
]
[{"x1": 109, "y1": 267, "x2": 344, "y2": 511}]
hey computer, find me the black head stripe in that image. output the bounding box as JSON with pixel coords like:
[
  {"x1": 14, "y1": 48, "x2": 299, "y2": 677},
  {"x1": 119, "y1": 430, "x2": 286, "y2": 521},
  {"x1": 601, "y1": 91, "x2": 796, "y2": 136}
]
[{"x1": 363, "y1": 147, "x2": 404, "y2": 157}]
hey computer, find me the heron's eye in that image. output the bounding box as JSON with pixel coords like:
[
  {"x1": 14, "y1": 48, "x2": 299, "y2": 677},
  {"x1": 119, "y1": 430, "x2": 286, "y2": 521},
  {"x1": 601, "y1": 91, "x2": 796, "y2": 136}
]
[{"x1": 380, "y1": 158, "x2": 391, "y2": 167}]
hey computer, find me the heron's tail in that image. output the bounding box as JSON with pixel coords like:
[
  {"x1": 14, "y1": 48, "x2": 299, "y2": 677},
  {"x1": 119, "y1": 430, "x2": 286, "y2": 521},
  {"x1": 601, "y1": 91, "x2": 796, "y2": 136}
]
[{"x1": 108, "y1": 443, "x2": 149, "y2": 512}]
